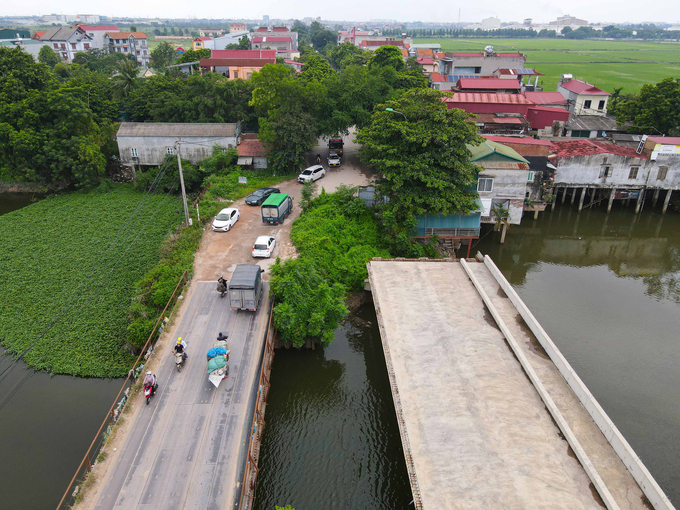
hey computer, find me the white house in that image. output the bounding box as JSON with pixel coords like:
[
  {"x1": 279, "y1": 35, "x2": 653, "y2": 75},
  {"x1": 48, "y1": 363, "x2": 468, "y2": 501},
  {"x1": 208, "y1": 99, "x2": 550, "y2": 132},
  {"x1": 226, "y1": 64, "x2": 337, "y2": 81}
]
[
  {"x1": 116, "y1": 123, "x2": 242, "y2": 169},
  {"x1": 104, "y1": 31, "x2": 149, "y2": 65},
  {"x1": 205, "y1": 32, "x2": 250, "y2": 50},
  {"x1": 40, "y1": 26, "x2": 93, "y2": 61},
  {"x1": 470, "y1": 141, "x2": 532, "y2": 225},
  {"x1": 79, "y1": 25, "x2": 119, "y2": 49},
  {"x1": 557, "y1": 76, "x2": 610, "y2": 116}
]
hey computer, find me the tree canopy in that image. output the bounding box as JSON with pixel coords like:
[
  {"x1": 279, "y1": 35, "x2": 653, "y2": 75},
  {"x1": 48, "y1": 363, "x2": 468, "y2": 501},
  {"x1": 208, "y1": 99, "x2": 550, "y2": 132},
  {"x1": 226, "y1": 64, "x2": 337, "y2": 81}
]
[
  {"x1": 38, "y1": 45, "x2": 59, "y2": 68},
  {"x1": 614, "y1": 77, "x2": 680, "y2": 136},
  {"x1": 356, "y1": 88, "x2": 482, "y2": 254},
  {"x1": 149, "y1": 41, "x2": 176, "y2": 71}
]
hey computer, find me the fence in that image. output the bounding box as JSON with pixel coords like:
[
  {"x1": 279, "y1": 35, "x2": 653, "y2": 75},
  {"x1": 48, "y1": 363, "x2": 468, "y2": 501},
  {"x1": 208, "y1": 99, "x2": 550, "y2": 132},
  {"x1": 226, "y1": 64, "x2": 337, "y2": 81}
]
[
  {"x1": 55, "y1": 270, "x2": 188, "y2": 510},
  {"x1": 237, "y1": 300, "x2": 276, "y2": 510}
]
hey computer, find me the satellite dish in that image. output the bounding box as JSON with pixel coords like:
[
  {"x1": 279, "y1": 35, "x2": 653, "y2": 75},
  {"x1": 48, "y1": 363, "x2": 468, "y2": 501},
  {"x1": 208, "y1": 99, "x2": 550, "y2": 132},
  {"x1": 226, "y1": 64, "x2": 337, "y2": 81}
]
[{"x1": 484, "y1": 45, "x2": 494, "y2": 56}]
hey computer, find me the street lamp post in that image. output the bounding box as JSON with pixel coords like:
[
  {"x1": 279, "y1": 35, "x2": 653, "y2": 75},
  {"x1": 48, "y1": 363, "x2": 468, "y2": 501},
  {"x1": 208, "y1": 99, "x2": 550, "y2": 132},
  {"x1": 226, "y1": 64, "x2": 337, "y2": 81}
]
[{"x1": 385, "y1": 108, "x2": 407, "y2": 120}]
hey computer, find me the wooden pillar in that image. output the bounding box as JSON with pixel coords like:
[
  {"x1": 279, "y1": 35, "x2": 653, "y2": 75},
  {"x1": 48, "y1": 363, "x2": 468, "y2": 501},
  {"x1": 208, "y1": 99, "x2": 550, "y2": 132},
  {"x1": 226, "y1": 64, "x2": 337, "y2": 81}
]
[
  {"x1": 500, "y1": 223, "x2": 507, "y2": 244},
  {"x1": 570, "y1": 187, "x2": 577, "y2": 205},
  {"x1": 589, "y1": 187, "x2": 596, "y2": 206},
  {"x1": 662, "y1": 189, "x2": 672, "y2": 214},
  {"x1": 607, "y1": 188, "x2": 615, "y2": 213},
  {"x1": 534, "y1": 209, "x2": 539, "y2": 220},
  {"x1": 578, "y1": 187, "x2": 586, "y2": 211},
  {"x1": 635, "y1": 189, "x2": 645, "y2": 213},
  {"x1": 561, "y1": 187, "x2": 567, "y2": 204},
  {"x1": 551, "y1": 188, "x2": 557, "y2": 211},
  {"x1": 653, "y1": 189, "x2": 660, "y2": 207}
]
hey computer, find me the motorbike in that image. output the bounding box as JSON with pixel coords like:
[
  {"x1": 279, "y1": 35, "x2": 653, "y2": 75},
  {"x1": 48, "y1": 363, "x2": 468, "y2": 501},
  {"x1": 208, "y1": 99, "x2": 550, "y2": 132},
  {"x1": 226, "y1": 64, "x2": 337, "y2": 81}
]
[
  {"x1": 143, "y1": 381, "x2": 156, "y2": 405},
  {"x1": 217, "y1": 277, "x2": 227, "y2": 298},
  {"x1": 175, "y1": 352, "x2": 186, "y2": 372}
]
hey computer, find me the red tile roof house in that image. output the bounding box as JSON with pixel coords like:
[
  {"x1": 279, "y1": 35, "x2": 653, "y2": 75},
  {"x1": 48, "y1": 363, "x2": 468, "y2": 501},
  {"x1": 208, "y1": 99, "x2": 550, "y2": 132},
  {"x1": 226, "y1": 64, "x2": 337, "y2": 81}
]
[
  {"x1": 557, "y1": 77, "x2": 610, "y2": 116},
  {"x1": 548, "y1": 139, "x2": 678, "y2": 211},
  {"x1": 237, "y1": 135, "x2": 268, "y2": 169},
  {"x1": 456, "y1": 77, "x2": 522, "y2": 94}
]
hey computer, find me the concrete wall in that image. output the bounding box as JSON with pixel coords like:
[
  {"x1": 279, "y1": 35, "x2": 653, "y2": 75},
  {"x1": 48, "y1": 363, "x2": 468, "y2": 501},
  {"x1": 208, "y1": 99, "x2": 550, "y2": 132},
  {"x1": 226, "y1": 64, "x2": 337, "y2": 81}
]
[
  {"x1": 555, "y1": 154, "x2": 680, "y2": 189},
  {"x1": 483, "y1": 256, "x2": 676, "y2": 510},
  {"x1": 441, "y1": 54, "x2": 526, "y2": 75},
  {"x1": 478, "y1": 168, "x2": 530, "y2": 224},
  {"x1": 118, "y1": 135, "x2": 238, "y2": 166}
]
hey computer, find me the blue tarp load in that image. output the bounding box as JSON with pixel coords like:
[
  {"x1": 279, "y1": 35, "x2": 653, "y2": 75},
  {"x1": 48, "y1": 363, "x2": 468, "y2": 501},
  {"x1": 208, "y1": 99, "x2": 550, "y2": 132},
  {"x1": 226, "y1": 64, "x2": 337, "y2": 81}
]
[{"x1": 207, "y1": 347, "x2": 228, "y2": 359}]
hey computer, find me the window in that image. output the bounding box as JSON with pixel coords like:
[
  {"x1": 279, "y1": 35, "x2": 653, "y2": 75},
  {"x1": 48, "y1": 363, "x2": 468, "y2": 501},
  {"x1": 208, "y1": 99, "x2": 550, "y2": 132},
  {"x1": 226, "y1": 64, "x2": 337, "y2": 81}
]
[
  {"x1": 53, "y1": 43, "x2": 58, "y2": 49},
  {"x1": 143, "y1": 50, "x2": 147, "y2": 56},
  {"x1": 599, "y1": 166, "x2": 612, "y2": 178},
  {"x1": 84, "y1": 43, "x2": 89, "y2": 50},
  {"x1": 598, "y1": 100, "x2": 606, "y2": 110},
  {"x1": 233, "y1": 71, "x2": 239, "y2": 79},
  {"x1": 166, "y1": 147, "x2": 174, "y2": 155},
  {"x1": 527, "y1": 171, "x2": 534, "y2": 182},
  {"x1": 61, "y1": 43, "x2": 66, "y2": 50},
  {"x1": 477, "y1": 178, "x2": 494, "y2": 192},
  {"x1": 71, "y1": 43, "x2": 76, "y2": 49},
  {"x1": 628, "y1": 167, "x2": 639, "y2": 179},
  {"x1": 131, "y1": 148, "x2": 138, "y2": 158},
  {"x1": 657, "y1": 167, "x2": 668, "y2": 181},
  {"x1": 584, "y1": 99, "x2": 592, "y2": 109}
]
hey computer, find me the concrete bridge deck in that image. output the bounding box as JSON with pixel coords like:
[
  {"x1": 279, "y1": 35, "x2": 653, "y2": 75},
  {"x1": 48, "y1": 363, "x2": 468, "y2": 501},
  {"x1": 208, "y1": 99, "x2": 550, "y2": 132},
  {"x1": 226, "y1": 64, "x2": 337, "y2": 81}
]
[
  {"x1": 368, "y1": 258, "x2": 666, "y2": 510},
  {"x1": 87, "y1": 282, "x2": 269, "y2": 510}
]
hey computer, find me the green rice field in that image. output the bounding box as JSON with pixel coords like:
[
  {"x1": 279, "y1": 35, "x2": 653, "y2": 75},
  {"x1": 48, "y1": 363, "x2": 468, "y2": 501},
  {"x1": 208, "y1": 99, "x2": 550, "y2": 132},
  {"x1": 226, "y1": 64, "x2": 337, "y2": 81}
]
[{"x1": 415, "y1": 38, "x2": 680, "y2": 93}]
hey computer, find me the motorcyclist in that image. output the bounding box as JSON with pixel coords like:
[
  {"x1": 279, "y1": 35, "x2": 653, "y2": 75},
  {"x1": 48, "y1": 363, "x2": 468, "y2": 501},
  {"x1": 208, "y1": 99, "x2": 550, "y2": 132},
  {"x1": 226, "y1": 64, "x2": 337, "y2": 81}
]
[
  {"x1": 316, "y1": 153, "x2": 321, "y2": 164},
  {"x1": 174, "y1": 337, "x2": 188, "y2": 360},
  {"x1": 217, "y1": 332, "x2": 228, "y2": 341},
  {"x1": 143, "y1": 371, "x2": 157, "y2": 395},
  {"x1": 217, "y1": 276, "x2": 227, "y2": 294}
]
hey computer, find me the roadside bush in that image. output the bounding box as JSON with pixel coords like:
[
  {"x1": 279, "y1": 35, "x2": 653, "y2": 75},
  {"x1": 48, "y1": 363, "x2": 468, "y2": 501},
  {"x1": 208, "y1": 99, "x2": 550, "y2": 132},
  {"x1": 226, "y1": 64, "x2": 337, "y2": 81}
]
[{"x1": 269, "y1": 258, "x2": 347, "y2": 347}]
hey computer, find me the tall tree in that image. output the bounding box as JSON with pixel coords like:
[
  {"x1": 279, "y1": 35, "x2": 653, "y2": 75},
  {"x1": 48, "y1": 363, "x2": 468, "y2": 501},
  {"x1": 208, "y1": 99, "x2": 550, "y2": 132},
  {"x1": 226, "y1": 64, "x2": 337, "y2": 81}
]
[
  {"x1": 238, "y1": 35, "x2": 250, "y2": 50},
  {"x1": 111, "y1": 59, "x2": 139, "y2": 99},
  {"x1": 38, "y1": 45, "x2": 59, "y2": 68},
  {"x1": 130, "y1": 25, "x2": 137, "y2": 32},
  {"x1": 615, "y1": 78, "x2": 680, "y2": 136},
  {"x1": 368, "y1": 45, "x2": 405, "y2": 72},
  {"x1": 150, "y1": 41, "x2": 176, "y2": 71},
  {"x1": 299, "y1": 55, "x2": 334, "y2": 83},
  {"x1": 356, "y1": 88, "x2": 482, "y2": 254}
]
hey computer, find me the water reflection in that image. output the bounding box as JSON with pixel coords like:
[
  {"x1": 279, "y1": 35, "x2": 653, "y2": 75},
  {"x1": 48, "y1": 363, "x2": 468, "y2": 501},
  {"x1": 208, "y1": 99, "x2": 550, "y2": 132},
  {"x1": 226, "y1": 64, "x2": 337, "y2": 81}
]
[{"x1": 254, "y1": 305, "x2": 412, "y2": 510}]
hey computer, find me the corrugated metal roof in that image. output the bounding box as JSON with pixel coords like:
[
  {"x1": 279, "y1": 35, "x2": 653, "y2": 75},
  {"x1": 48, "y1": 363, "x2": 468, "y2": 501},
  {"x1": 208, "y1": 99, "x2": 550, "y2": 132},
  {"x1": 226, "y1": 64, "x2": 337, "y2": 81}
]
[
  {"x1": 458, "y1": 78, "x2": 521, "y2": 90},
  {"x1": 550, "y1": 140, "x2": 646, "y2": 158},
  {"x1": 212, "y1": 49, "x2": 276, "y2": 59},
  {"x1": 237, "y1": 140, "x2": 267, "y2": 157},
  {"x1": 200, "y1": 58, "x2": 276, "y2": 67},
  {"x1": 524, "y1": 91, "x2": 567, "y2": 105},
  {"x1": 565, "y1": 115, "x2": 625, "y2": 131},
  {"x1": 648, "y1": 136, "x2": 680, "y2": 145},
  {"x1": 468, "y1": 141, "x2": 529, "y2": 163},
  {"x1": 252, "y1": 36, "x2": 292, "y2": 43},
  {"x1": 117, "y1": 123, "x2": 239, "y2": 138},
  {"x1": 445, "y1": 93, "x2": 534, "y2": 105},
  {"x1": 483, "y1": 135, "x2": 552, "y2": 146},
  {"x1": 559, "y1": 79, "x2": 609, "y2": 96},
  {"x1": 40, "y1": 26, "x2": 87, "y2": 41}
]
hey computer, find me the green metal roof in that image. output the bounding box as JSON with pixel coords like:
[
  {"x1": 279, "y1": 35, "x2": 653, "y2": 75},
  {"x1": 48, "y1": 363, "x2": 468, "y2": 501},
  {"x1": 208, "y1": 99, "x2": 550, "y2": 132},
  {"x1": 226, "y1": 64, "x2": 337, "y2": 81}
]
[
  {"x1": 262, "y1": 193, "x2": 289, "y2": 207},
  {"x1": 468, "y1": 141, "x2": 529, "y2": 163}
]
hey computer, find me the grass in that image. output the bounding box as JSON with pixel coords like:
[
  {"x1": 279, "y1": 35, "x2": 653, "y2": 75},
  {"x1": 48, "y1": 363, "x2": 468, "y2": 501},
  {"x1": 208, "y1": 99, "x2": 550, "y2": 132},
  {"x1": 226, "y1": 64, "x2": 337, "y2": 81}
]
[
  {"x1": 416, "y1": 37, "x2": 680, "y2": 93},
  {"x1": 0, "y1": 185, "x2": 184, "y2": 377}
]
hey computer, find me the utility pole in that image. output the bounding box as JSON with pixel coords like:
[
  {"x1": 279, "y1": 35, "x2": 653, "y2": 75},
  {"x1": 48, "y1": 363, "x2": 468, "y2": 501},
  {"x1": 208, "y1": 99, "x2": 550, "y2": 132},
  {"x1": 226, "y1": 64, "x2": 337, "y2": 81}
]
[{"x1": 175, "y1": 140, "x2": 190, "y2": 226}]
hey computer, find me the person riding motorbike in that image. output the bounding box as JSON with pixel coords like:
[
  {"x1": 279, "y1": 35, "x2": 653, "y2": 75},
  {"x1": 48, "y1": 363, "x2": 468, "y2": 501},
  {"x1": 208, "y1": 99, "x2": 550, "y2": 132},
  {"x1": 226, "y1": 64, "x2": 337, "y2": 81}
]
[
  {"x1": 143, "y1": 371, "x2": 157, "y2": 396},
  {"x1": 174, "y1": 338, "x2": 188, "y2": 360},
  {"x1": 217, "y1": 332, "x2": 228, "y2": 341},
  {"x1": 217, "y1": 276, "x2": 227, "y2": 295}
]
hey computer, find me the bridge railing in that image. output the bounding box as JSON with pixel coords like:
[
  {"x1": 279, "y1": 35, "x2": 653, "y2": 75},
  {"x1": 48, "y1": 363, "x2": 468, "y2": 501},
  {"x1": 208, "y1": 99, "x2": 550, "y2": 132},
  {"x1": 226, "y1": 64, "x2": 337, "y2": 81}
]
[
  {"x1": 55, "y1": 271, "x2": 188, "y2": 510},
  {"x1": 238, "y1": 298, "x2": 276, "y2": 510}
]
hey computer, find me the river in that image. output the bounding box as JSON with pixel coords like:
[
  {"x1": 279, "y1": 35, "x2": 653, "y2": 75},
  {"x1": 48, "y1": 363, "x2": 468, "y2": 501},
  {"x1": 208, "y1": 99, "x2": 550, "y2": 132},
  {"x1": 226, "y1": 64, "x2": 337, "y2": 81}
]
[
  {"x1": 254, "y1": 198, "x2": 680, "y2": 509},
  {"x1": 0, "y1": 194, "x2": 123, "y2": 510}
]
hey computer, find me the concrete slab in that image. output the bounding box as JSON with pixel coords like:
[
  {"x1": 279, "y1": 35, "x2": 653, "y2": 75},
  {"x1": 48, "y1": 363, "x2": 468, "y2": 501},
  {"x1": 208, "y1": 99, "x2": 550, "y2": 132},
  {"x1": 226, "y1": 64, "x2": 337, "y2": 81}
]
[
  {"x1": 90, "y1": 281, "x2": 269, "y2": 510},
  {"x1": 368, "y1": 260, "x2": 605, "y2": 510},
  {"x1": 467, "y1": 262, "x2": 649, "y2": 510}
]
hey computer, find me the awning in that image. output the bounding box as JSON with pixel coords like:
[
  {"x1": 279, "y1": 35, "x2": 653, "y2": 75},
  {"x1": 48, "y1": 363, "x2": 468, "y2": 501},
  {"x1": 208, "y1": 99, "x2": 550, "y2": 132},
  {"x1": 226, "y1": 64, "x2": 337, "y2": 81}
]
[
  {"x1": 546, "y1": 163, "x2": 557, "y2": 170},
  {"x1": 237, "y1": 157, "x2": 253, "y2": 165},
  {"x1": 480, "y1": 199, "x2": 492, "y2": 216}
]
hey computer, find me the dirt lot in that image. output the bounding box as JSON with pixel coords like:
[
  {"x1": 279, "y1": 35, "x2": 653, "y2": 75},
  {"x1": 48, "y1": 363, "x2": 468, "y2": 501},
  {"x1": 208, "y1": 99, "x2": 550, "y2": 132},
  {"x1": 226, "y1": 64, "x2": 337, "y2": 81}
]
[{"x1": 194, "y1": 136, "x2": 374, "y2": 281}]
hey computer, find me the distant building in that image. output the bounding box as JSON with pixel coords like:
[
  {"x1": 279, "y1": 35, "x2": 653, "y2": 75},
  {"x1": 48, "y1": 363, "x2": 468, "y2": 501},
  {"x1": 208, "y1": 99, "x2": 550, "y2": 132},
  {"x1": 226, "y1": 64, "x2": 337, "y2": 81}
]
[
  {"x1": 237, "y1": 134, "x2": 268, "y2": 169},
  {"x1": 78, "y1": 25, "x2": 119, "y2": 49},
  {"x1": 206, "y1": 32, "x2": 250, "y2": 51},
  {"x1": 199, "y1": 29, "x2": 224, "y2": 37},
  {"x1": 550, "y1": 15, "x2": 588, "y2": 27},
  {"x1": 0, "y1": 28, "x2": 30, "y2": 40},
  {"x1": 437, "y1": 48, "x2": 526, "y2": 80},
  {"x1": 557, "y1": 76, "x2": 610, "y2": 116},
  {"x1": 481, "y1": 17, "x2": 501, "y2": 29},
  {"x1": 104, "y1": 32, "x2": 149, "y2": 65},
  {"x1": 116, "y1": 123, "x2": 242, "y2": 168},
  {"x1": 40, "y1": 26, "x2": 93, "y2": 61},
  {"x1": 192, "y1": 37, "x2": 211, "y2": 51},
  {"x1": 200, "y1": 49, "x2": 276, "y2": 80},
  {"x1": 456, "y1": 77, "x2": 522, "y2": 94},
  {"x1": 251, "y1": 36, "x2": 293, "y2": 51},
  {"x1": 230, "y1": 23, "x2": 247, "y2": 33},
  {"x1": 252, "y1": 26, "x2": 298, "y2": 50}
]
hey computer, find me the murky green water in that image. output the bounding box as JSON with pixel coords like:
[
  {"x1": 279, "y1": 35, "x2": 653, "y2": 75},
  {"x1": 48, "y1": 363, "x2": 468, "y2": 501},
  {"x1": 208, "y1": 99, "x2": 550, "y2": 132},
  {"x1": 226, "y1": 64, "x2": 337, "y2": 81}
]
[
  {"x1": 0, "y1": 192, "x2": 45, "y2": 215},
  {"x1": 255, "y1": 198, "x2": 680, "y2": 508}
]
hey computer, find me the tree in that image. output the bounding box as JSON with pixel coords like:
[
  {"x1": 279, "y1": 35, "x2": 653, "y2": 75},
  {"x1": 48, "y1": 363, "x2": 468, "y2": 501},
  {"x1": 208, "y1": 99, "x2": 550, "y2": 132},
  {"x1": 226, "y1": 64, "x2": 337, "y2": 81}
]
[
  {"x1": 130, "y1": 25, "x2": 137, "y2": 32},
  {"x1": 368, "y1": 45, "x2": 405, "y2": 72},
  {"x1": 491, "y1": 204, "x2": 510, "y2": 243},
  {"x1": 299, "y1": 54, "x2": 334, "y2": 83},
  {"x1": 561, "y1": 26, "x2": 573, "y2": 36},
  {"x1": 175, "y1": 48, "x2": 210, "y2": 64},
  {"x1": 238, "y1": 34, "x2": 250, "y2": 50},
  {"x1": 38, "y1": 45, "x2": 59, "y2": 68},
  {"x1": 615, "y1": 78, "x2": 680, "y2": 136},
  {"x1": 356, "y1": 88, "x2": 482, "y2": 254},
  {"x1": 327, "y1": 42, "x2": 371, "y2": 70},
  {"x1": 111, "y1": 59, "x2": 139, "y2": 99},
  {"x1": 150, "y1": 41, "x2": 176, "y2": 71},
  {"x1": 269, "y1": 257, "x2": 347, "y2": 347},
  {"x1": 311, "y1": 29, "x2": 336, "y2": 51},
  {"x1": 299, "y1": 179, "x2": 317, "y2": 211}
]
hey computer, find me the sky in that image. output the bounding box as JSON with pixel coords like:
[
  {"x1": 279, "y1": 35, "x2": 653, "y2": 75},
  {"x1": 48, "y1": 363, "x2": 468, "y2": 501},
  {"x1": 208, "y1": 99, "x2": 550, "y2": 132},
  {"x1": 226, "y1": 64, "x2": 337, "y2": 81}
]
[{"x1": 4, "y1": 0, "x2": 680, "y2": 25}]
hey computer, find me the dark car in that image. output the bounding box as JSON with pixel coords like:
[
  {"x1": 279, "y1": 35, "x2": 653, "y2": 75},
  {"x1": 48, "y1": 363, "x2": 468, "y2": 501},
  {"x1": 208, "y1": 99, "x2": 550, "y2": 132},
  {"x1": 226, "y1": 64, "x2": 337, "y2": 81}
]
[{"x1": 245, "y1": 187, "x2": 281, "y2": 206}]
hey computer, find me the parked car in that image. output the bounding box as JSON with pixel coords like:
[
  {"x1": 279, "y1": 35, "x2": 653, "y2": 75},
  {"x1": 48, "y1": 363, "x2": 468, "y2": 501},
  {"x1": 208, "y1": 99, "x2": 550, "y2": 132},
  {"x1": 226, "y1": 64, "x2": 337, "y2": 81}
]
[
  {"x1": 212, "y1": 208, "x2": 240, "y2": 232},
  {"x1": 298, "y1": 165, "x2": 326, "y2": 183},
  {"x1": 327, "y1": 153, "x2": 341, "y2": 167},
  {"x1": 245, "y1": 187, "x2": 281, "y2": 206},
  {"x1": 252, "y1": 235, "x2": 276, "y2": 258}
]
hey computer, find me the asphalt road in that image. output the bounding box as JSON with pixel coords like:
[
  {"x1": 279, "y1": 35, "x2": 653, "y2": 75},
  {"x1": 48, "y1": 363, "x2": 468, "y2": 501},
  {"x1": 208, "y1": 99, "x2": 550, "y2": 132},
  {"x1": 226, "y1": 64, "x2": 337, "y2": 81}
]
[{"x1": 92, "y1": 282, "x2": 269, "y2": 510}]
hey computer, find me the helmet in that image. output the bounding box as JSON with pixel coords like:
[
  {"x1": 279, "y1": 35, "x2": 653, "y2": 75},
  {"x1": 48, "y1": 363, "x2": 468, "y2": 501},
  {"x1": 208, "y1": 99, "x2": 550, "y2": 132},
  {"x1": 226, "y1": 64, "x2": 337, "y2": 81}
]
[
  {"x1": 146, "y1": 371, "x2": 151, "y2": 375},
  {"x1": 177, "y1": 338, "x2": 182, "y2": 344},
  {"x1": 219, "y1": 332, "x2": 223, "y2": 336}
]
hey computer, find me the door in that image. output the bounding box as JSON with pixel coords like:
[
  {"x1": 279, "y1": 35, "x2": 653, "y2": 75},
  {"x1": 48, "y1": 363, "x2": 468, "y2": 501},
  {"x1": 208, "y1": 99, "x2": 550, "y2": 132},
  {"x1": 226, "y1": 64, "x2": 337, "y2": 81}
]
[
  {"x1": 243, "y1": 290, "x2": 256, "y2": 310},
  {"x1": 230, "y1": 210, "x2": 237, "y2": 227},
  {"x1": 229, "y1": 289, "x2": 243, "y2": 309}
]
